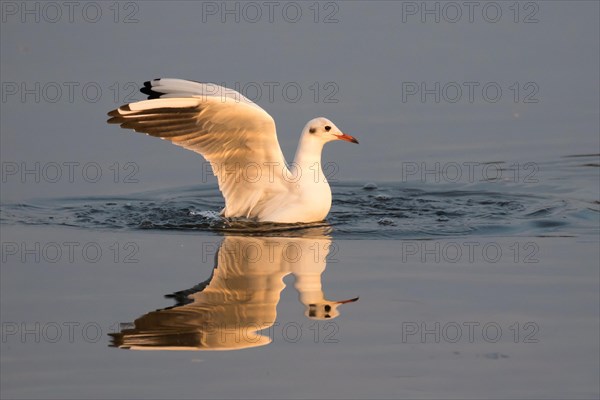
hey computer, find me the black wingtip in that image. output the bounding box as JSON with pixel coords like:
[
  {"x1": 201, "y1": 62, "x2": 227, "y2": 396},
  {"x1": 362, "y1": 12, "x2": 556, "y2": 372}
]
[
  {"x1": 140, "y1": 79, "x2": 163, "y2": 99},
  {"x1": 142, "y1": 78, "x2": 161, "y2": 86}
]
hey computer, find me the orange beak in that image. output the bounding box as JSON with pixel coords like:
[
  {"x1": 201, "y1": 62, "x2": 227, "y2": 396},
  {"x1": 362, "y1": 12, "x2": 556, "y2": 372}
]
[
  {"x1": 336, "y1": 297, "x2": 360, "y2": 304},
  {"x1": 338, "y1": 133, "x2": 359, "y2": 144}
]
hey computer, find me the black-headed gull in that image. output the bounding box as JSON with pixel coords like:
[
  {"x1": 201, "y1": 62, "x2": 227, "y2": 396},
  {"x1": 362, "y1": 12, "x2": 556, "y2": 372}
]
[
  {"x1": 107, "y1": 78, "x2": 358, "y2": 223},
  {"x1": 110, "y1": 235, "x2": 358, "y2": 351}
]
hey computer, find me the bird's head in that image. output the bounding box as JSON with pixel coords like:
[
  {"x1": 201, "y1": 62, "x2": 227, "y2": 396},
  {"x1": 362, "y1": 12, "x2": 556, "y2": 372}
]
[
  {"x1": 303, "y1": 117, "x2": 359, "y2": 144},
  {"x1": 305, "y1": 297, "x2": 359, "y2": 320}
]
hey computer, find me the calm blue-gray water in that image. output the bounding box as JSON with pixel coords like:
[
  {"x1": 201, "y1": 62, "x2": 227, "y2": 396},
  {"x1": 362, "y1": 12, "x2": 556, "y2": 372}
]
[{"x1": 1, "y1": 1, "x2": 599, "y2": 399}]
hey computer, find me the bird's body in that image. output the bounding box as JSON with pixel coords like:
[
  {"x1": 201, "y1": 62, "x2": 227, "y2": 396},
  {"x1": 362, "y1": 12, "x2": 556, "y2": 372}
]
[{"x1": 107, "y1": 79, "x2": 358, "y2": 223}]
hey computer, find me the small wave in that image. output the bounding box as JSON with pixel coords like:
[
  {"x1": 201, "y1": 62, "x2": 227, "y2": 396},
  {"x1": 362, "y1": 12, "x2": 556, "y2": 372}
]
[{"x1": 2, "y1": 182, "x2": 595, "y2": 239}]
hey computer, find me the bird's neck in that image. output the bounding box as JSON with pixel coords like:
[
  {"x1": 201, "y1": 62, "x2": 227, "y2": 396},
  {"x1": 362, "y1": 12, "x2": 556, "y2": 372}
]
[
  {"x1": 294, "y1": 273, "x2": 326, "y2": 305},
  {"x1": 291, "y1": 134, "x2": 326, "y2": 178}
]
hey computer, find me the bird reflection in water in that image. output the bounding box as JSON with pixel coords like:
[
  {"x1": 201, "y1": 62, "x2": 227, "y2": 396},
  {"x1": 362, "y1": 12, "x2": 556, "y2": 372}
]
[{"x1": 109, "y1": 229, "x2": 358, "y2": 351}]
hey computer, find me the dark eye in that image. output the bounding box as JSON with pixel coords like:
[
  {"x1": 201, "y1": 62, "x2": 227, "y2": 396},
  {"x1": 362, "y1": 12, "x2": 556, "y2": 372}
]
[
  {"x1": 324, "y1": 305, "x2": 331, "y2": 312},
  {"x1": 325, "y1": 126, "x2": 331, "y2": 132}
]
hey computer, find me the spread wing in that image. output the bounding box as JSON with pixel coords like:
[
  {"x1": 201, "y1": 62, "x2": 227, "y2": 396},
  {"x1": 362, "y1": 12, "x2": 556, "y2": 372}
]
[{"x1": 107, "y1": 79, "x2": 291, "y2": 218}]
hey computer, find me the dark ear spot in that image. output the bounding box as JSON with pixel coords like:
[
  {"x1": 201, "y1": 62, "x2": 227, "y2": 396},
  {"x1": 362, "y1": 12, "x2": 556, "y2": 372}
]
[{"x1": 309, "y1": 127, "x2": 316, "y2": 134}]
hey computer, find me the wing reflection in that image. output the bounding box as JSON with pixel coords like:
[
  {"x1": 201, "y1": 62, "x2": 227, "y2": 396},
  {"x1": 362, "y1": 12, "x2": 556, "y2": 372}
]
[{"x1": 109, "y1": 232, "x2": 357, "y2": 351}]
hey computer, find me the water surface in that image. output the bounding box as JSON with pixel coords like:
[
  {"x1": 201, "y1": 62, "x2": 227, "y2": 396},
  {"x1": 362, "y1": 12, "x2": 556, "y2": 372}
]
[{"x1": 1, "y1": 1, "x2": 599, "y2": 398}]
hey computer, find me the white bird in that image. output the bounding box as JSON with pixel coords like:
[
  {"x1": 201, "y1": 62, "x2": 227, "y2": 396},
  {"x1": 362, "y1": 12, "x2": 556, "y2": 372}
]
[
  {"x1": 110, "y1": 234, "x2": 359, "y2": 351},
  {"x1": 107, "y1": 78, "x2": 358, "y2": 223}
]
